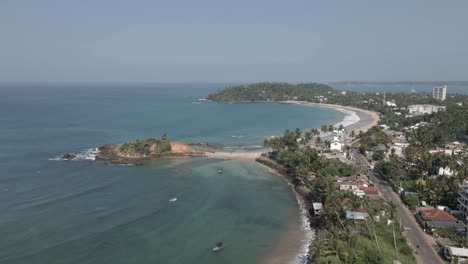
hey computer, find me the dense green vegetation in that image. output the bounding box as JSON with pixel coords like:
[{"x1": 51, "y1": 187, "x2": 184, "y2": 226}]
[
  {"x1": 410, "y1": 105, "x2": 468, "y2": 145},
  {"x1": 206, "y1": 82, "x2": 333, "y2": 102},
  {"x1": 118, "y1": 134, "x2": 171, "y2": 156},
  {"x1": 264, "y1": 129, "x2": 415, "y2": 263}
]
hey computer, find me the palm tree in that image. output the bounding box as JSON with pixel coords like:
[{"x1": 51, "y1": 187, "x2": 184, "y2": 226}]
[
  {"x1": 428, "y1": 189, "x2": 441, "y2": 207},
  {"x1": 415, "y1": 178, "x2": 427, "y2": 192},
  {"x1": 315, "y1": 136, "x2": 322, "y2": 145},
  {"x1": 321, "y1": 125, "x2": 328, "y2": 134}
]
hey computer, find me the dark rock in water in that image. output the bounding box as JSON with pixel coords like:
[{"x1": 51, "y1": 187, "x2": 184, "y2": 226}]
[
  {"x1": 61, "y1": 153, "x2": 76, "y2": 160},
  {"x1": 188, "y1": 142, "x2": 221, "y2": 149}
]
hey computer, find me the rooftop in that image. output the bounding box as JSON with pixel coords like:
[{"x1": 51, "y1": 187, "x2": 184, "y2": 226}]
[
  {"x1": 312, "y1": 203, "x2": 323, "y2": 210},
  {"x1": 361, "y1": 187, "x2": 380, "y2": 196},
  {"x1": 420, "y1": 209, "x2": 457, "y2": 222},
  {"x1": 446, "y1": 247, "x2": 468, "y2": 258}
]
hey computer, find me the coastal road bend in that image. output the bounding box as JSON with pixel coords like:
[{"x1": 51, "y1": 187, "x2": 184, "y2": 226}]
[{"x1": 350, "y1": 142, "x2": 445, "y2": 264}]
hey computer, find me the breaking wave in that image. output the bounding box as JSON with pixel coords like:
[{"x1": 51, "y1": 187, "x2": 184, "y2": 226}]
[{"x1": 50, "y1": 148, "x2": 99, "y2": 161}]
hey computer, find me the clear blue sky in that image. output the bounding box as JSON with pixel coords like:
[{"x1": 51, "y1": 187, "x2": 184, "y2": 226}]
[{"x1": 1, "y1": 0, "x2": 467, "y2": 82}]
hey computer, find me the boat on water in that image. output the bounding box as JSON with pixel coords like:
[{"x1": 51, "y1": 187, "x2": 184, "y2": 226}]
[
  {"x1": 218, "y1": 169, "x2": 223, "y2": 174},
  {"x1": 212, "y1": 242, "x2": 224, "y2": 252},
  {"x1": 169, "y1": 198, "x2": 177, "y2": 202}
]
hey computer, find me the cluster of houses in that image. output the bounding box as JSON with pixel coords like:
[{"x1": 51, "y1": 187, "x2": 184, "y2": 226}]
[
  {"x1": 312, "y1": 174, "x2": 386, "y2": 221},
  {"x1": 364, "y1": 127, "x2": 410, "y2": 162},
  {"x1": 368, "y1": 126, "x2": 466, "y2": 179}
]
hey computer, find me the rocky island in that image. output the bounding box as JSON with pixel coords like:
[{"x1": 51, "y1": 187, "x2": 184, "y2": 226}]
[{"x1": 62, "y1": 134, "x2": 206, "y2": 165}]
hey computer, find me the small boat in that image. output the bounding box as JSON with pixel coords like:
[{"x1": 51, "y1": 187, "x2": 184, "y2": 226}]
[
  {"x1": 212, "y1": 242, "x2": 224, "y2": 252},
  {"x1": 169, "y1": 198, "x2": 177, "y2": 202},
  {"x1": 218, "y1": 169, "x2": 223, "y2": 174}
]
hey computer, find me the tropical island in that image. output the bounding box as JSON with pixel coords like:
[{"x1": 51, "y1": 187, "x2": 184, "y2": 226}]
[{"x1": 62, "y1": 134, "x2": 205, "y2": 165}]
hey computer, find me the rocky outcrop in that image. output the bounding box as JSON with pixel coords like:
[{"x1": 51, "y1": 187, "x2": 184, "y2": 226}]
[
  {"x1": 188, "y1": 142, "x2": 221, "y2": 149},
  {"x1": 94, "y1": 142, "x2": 206, "y2": 165},
  {"x1": 61, "y1": 153, "x2": 76, "y2": 160}
]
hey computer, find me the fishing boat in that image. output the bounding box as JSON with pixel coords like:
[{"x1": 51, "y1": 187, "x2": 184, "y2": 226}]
[{"x1": 212, "y1": 242, "x2": 224, "y2": 252}]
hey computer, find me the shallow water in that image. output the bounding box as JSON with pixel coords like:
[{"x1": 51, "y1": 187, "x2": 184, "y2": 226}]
[{"x1": 0, "y1": 83, "x2": 344, "y2": 264}]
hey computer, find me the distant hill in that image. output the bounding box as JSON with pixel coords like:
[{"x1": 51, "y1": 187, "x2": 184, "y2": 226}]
[{"x1": 206, "y1": 82, "x2": 334, "y2": 102}]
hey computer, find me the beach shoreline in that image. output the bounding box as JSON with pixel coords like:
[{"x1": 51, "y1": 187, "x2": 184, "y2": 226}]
[
  {"x1": 256, "y1": 161, "x2": 313, "y2": 264},
  {"x1": 282, "y1": 100, "x2": 380, "y2": 134}
]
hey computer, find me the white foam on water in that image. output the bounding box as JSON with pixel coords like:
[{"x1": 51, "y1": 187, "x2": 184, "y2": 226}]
[
  {"x1": 50, "y1": 148, "x2": 100, "y2": 161},
  {"x1": 74, "y1": 148, "x2": 99, "y2": 160},
  {"x1": 333, "y1": 108, "x2": 360, "y2": 128},
  {"x1": 292, "y1": 189, "x2": 314, "y2": 264}
]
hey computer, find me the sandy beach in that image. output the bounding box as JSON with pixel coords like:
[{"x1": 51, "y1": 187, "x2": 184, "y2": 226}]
[{"x1": 283, "y1": 100, "x2": 380, "y2": 134}]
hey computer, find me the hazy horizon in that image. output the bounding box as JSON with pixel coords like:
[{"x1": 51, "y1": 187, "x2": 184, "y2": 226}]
[{"x1": 1, "y1": 1, "x2": 467, "y2": 83}]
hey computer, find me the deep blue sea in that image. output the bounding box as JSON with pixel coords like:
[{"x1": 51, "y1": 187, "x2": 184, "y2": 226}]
[{"x1": 0, "y1": 83, "x2": 344, "y2": 264}]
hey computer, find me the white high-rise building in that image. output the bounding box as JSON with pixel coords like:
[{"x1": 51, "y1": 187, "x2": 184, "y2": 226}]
[
  {"x1": 457, "y1": 179, "x2": 468, "y2": 220},
  {"x1": 433, "y1": 86, "x2": 447, "y2": 101}
]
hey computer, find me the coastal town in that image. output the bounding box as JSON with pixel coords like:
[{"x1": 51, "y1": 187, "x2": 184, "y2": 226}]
[
  {"x1": 208, "y1": 83, "x2": 468, "y2": 264},
  {"x1": 56, "y1": 83, "x2": 468, "y2": 263}
]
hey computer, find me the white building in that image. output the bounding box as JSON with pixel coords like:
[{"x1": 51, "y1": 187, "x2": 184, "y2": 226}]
[
  {"x1": 330, "y1": 139, "x2": 343, "y2": 151},
  {"x1": 352, "y1": 189, "x2": 365, "y2": 197},
  {"x1": 386, "y1": 101, "x2": 397, "y2": 107},
  {"x1": 457, "y1": 179, "x2": 468, "y2": 220},
  {"x1": 444, "y1": 246, "x2": 468, "y2": 263},
  {"x1": 408, "y1": 104, "x2": 446, "y2": 116},
  {"x1": 438, "y1": 166, "x2": 457, "y2": 177},
  {"x1": 312, "y1": 203, "x2": 323, "y2": 216},
  {"x1": 433, "y1": 86, "x2": 447, "y2": 101}
]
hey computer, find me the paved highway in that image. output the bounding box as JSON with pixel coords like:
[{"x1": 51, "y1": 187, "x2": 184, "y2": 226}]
[{"x1": 351, "y1": 145, "x2": 446, "y2": 264}]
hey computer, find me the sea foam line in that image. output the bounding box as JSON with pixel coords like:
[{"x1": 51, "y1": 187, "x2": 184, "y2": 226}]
[{"x1": 49, "y1": 148, "x2": 99, "y2": 161}]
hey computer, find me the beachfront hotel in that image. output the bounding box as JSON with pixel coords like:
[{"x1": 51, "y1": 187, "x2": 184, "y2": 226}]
[{"x1": 433, "y1": 86, "x2": 447, "y2": 101}]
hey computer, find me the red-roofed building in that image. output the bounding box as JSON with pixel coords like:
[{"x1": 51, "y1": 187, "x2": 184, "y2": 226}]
[
  {"x1": 420, "y1": 209, "x2": 457, "y2": 222},
  {"x1": 360, "y1": 187, "x2": 380, "y2": 196},
  {"x1": 417, "y1": 209, "x2": 466, "y2": 233}
]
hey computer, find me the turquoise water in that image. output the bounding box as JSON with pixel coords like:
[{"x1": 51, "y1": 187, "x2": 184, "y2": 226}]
[{"x1": 0, "y1": 84, "x2": 344, "y2": 264}]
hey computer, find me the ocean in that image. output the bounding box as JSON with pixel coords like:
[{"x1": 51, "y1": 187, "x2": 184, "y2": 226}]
[{"x1": 0, "y1": 83, "x2": 344, "y2": 264}]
